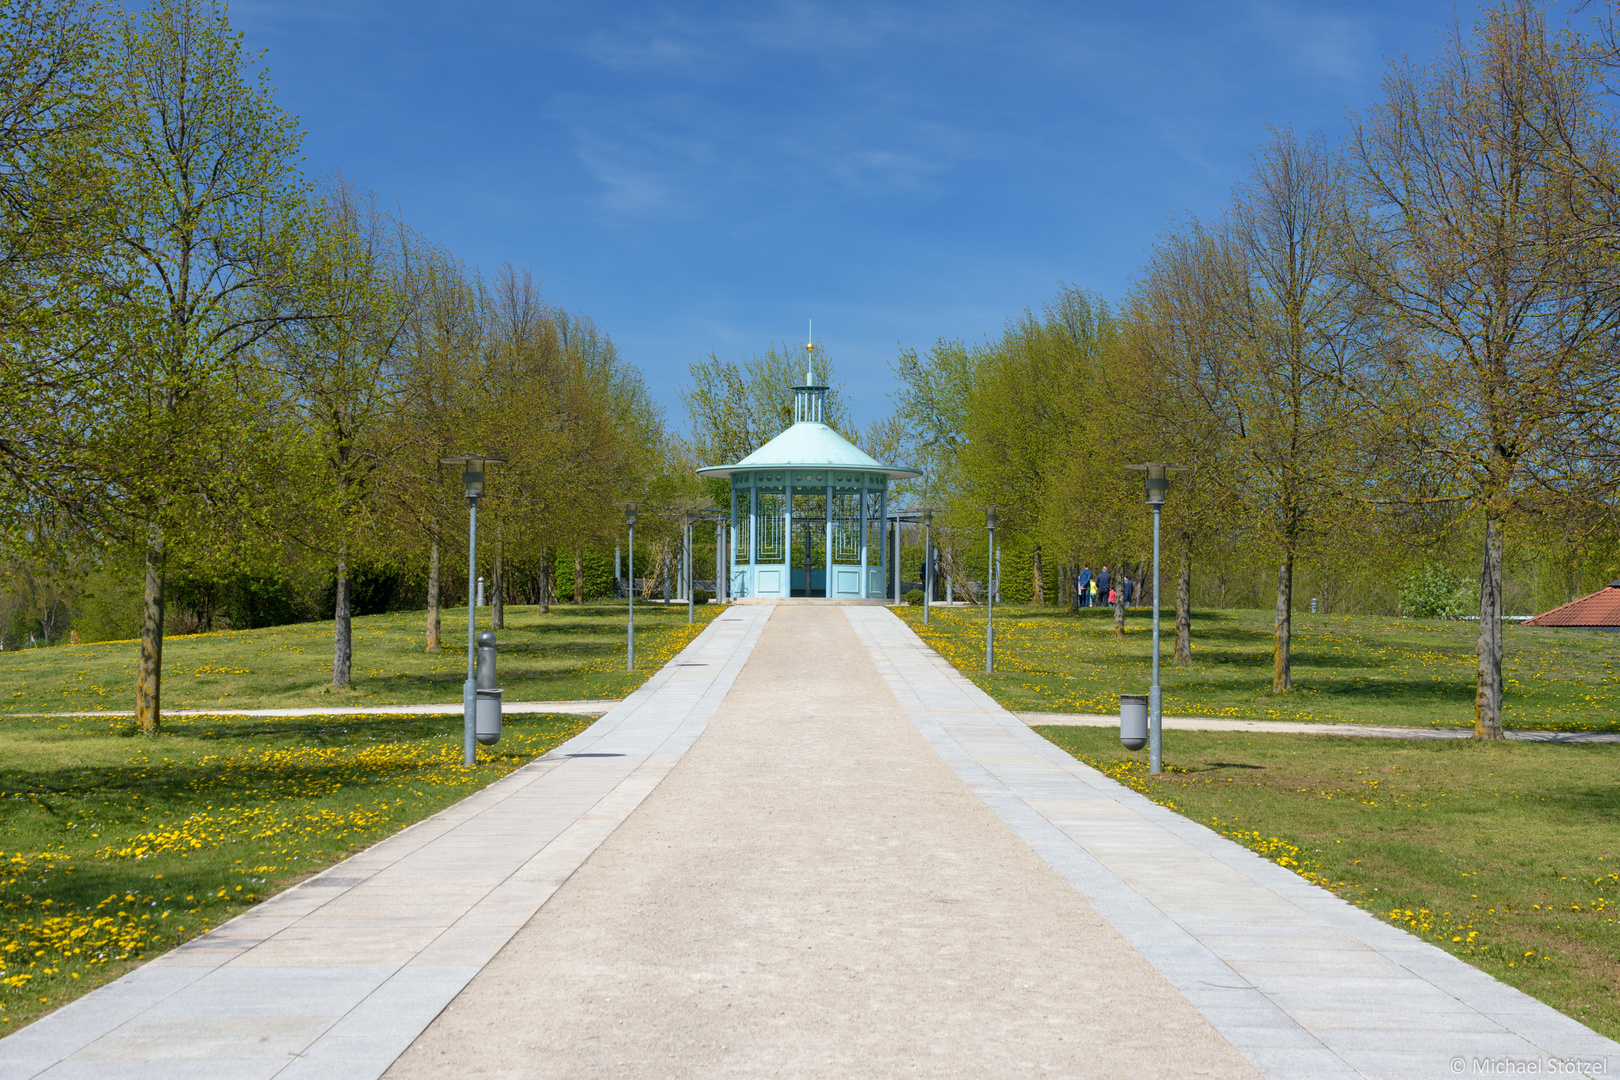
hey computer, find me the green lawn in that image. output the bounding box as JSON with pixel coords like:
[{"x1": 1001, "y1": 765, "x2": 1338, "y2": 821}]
[
  {"x1": 1036, "y1": 726, "x2": 1620, "y2": 1040},
  {"x1": 899, "y1": 604, "x2": 1620, "y2": 732},
  {"x1": 0, "y1": 709, "x2": 592, "y2": 1029},
  {"x1": 1, "y1": 602, "x2": 716, "y2": 715}
]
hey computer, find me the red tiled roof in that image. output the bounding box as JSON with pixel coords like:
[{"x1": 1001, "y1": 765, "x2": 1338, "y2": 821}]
[{"x1": 1527, "y1": 583, "x2": 1620, "y2": 627}]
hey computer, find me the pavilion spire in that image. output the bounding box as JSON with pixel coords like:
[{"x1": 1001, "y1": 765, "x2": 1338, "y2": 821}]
[{"x1": 792, "y1": 326, "x2": 827, "y2": 425}]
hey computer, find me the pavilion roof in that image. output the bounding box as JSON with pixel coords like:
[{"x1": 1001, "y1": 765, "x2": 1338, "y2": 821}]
[
  {"x1": 1525, "y1": 582, "x2": 1620, "y2": 627},
  {"x1": 695, "y1": 421, "x2": 921, "y2": 480}
]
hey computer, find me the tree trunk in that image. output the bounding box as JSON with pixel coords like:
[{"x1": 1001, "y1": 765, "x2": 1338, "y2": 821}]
[
  {"x1": 425, "y1": 528, "x2": 441, "y2": 652},
  {"x1": 332, "y1": 543, "x2": 351, "y2": 688},
  {"x1": 1113, "y1": 562, "x2": 1127, "y2": 636},
  {"x1": 1272, "y1": 555, "x2": 1293, "y2": 691},
  {"x1": 1032, "y1": 545, "x2": 1044, "y2": 604},
  {"x1": 136, "y1": 524, "x2": 165, "y2": 735},
  {"x1": 574, "y1": 545, "x2": 584, "y2": 604},
  {"x1": 1065, "y1": 564, "x2": 1078, "y2": 615},
  {"x1": 538, "y1": 550, "x2": 551, "y2": 615},
  {"x1": 1175, "y1": 537, "x2": 1192, "y2": 663},
  {"x1": 1475, "y1": 514, "x2": 1505, "y2": 740},
  {"x1": 491, "y1": 533, "x2": 504, "y2": 630}
]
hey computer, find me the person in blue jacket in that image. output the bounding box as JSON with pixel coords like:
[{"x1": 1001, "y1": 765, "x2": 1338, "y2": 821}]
[{"x1": 1077, "y1": 565, "x2": 1092, "y2": 607}]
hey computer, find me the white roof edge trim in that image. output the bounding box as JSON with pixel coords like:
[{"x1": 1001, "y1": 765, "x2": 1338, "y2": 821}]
[
  {"x1": 692, "y1": 421, "x2": 922, "y2": 480},
  {"x1": 695, "y1": 464, "x2": 923, "y2": 480}
]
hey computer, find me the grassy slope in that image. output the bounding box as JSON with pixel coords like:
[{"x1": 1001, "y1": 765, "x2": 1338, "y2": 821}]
[
  {"x1": 1037, "y1": 727, "x2": 1620, "y2": 1040},
  {"x1": 0, "y1": 601, "x2": 716, "y2": 1028},
  {"x1": 0, "y1": 710, "x2": 593, "y2": 1030},
  {"x1": 0, "y1": 602, "x2": 717, "y2": 714},
  {"x1": 899, "y1": 604, "x2": 1620, "y2": 732}
]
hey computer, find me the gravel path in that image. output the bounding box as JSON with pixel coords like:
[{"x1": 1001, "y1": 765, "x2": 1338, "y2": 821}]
[{"x1": 388, "y1": 604, "x2": 1257, "y2": 1079}]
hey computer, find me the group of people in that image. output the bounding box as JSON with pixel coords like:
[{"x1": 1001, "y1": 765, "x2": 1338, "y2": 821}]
[{"x1": 1075, "y1": 565, "x2": 1133, "y2": 608}]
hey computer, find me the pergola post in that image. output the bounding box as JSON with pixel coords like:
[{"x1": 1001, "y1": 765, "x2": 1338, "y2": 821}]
[
  {"x1": 715, "y1": 515, "x2": 726, "y2": 604},
  {"x1": 892, "y1": 513, "x2": 901, "y2": 604}
]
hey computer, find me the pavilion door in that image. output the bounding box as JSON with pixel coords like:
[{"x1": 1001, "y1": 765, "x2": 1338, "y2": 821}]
[
  {"x1": 791, "y1": 520, "x2": 827, "y2": 596},
  {"x1": 791, "y1": 492, "x2": 827, "y2": 597}
]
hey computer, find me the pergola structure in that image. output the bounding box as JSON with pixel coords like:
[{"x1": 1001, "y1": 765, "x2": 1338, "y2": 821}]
[{"x1": 696, "y1": 370, "x2": 920, "y2": 599}]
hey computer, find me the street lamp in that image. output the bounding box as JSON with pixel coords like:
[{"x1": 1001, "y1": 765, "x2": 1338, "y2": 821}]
[
  {"x1": 618, "y1": 502, "x2": 639, "y2": 670},
  {"x1": 684, "y1": 509, "x2": 698, "y2": 625},
  {"x1": 1124, "y1": 462, "x2": 1189, "y2": 775},
  {"x1": 922, "y1": 508, "x2": 934, "y2": 627},
  {"x1": 984, "y1": 507, "x2": 999, "y2": 673},
  {"x1": 441, "y1": 453, "x2": 506, "y2": 767}
]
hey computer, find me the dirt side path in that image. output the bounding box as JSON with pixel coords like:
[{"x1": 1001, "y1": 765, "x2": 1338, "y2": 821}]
[{"x1": 387, "y1": 605, "x2": 1258, "y2": 1079}]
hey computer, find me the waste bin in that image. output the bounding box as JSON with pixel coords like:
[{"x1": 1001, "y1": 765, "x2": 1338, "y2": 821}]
[
  {"x1": 1120, "y1": 693, "x2": 1148, "y2": 751},
  {"x1": 475, "y1": 630, "x2": 501, "y2": 745},
  {"x1": 475, "y1": 688, "x2": 502, "y2": 745}
]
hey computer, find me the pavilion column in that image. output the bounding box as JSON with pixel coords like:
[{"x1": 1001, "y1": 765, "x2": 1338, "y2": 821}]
[
  {"x1": 824, "y1": 483, "x2": 833, "y2": 599},
  {"x1": 715, "y1": 517, "x2": 726, "y2": 602}
]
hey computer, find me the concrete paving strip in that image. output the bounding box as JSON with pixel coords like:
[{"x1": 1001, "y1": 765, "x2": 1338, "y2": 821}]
[
  {"x1": 0, "y1": 608, "x2": 771, "y2": 1080},
  {"x1": 387, "y1": 603, "x2": 1261, "y2": 1079},
  {"x1": 1016, "y1": 712, "x2": 1620, "y2": 744},
  {"x1": 8, "y1": 701, "x2": 620, "y2": 719},
  {"x1": 846, "y1": 606, "x2": 1620, "y2": 1079}
]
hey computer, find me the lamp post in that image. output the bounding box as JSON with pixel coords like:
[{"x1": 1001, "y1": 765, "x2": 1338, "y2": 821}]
[
  {"x1": 441, "y1": 454, "x2": 506, "y2": 767},
  {"x1": 984, "y1": 507, "x2": 999, "y2": 673},
  {"x1": 618, "y1": 503, "x2": 639, "y2": 669},
  {"x1": 684, "y1": 510, "x2": 697, "y2": 625},
  {"x1": 1125, "y1": 463, "x2": 1189, "y2": 775},
  {"x1": 922, "y1": 508, "x2": 933, "y2": 626},
  {"x1": 892, "y1": 513, "x2": 902, "y2": 605}
]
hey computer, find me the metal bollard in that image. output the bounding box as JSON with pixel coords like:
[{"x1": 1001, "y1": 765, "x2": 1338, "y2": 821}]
[
  {"x1": 1120, "y1": 693, "x2": 1148, "y2": 751},
  {"x1": 475, "y1": 630, "x2": 502, "y2": 745}
]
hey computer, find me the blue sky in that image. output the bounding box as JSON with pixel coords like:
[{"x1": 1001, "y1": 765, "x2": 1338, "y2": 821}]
[{"x1": 235, "y1": 0, "x2": 1476, "y2": 430}]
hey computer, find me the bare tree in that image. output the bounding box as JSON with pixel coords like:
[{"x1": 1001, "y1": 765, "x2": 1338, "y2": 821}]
[
  {"x1": 1120, "y1": 224, "x2": 1241, "y2": 667},
  {"x1": 1218, "y1": 129, "x2": 1369, "y2": 691},
  {"x1": 263, "y1": 177, "x2": 412, "y2": 689},
  {"x1": 1344, "y1": 1, "x2": 1620, "y2": 738}
]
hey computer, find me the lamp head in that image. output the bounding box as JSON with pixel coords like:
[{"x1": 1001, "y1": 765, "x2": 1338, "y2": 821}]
[
  {"x1": 1125, "y1": 462, "x2": 1188, "y2": 507},
  {"x1": 1145, "y1": 464, "x2": 1167, "y2": 506},
  {"x1": 441, "y1": 454, "x2": 506, "y2": 500},
  {"x1": 985, "y1": 507, "x2": 999, "y2": 530}
]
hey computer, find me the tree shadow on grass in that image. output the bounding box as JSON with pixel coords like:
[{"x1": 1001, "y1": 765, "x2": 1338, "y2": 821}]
[
  {"x1": 1056, "y1": 642, "x2": 1406, "y2": 674},
  {"x1": 1306, "y1": 679, "x2": 1477, "y2": 704},
  {"x1": 1174, "y1": 761, "x2": 1268, "y2": 773},
  {"x1": 0, "y1": 716, "x2": 583, "y2": 852},
  {"x1": 1537, "y1": 783, "x2": 1620, "y2": 823},
  {"x1": 498, "y1": 638, "x2": 621, "y2": 655},
  {"x1": 161, "y1": 713, "x2": 459, "y2": 742}
]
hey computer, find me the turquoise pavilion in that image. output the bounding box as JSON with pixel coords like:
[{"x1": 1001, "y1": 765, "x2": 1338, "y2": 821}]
[{"x1": 696, "y1": 370, "x2": 920, "y2": 599}]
